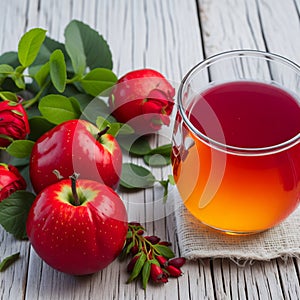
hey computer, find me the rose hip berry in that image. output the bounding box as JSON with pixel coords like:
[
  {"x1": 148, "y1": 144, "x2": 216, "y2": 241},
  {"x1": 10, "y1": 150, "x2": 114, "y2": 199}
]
[
  {"x1": 121, "y1": 222, "x2": 186, "y2": 289},
  {"x1": 109, "y1": 69, "x2": 175, "y2": 134}
]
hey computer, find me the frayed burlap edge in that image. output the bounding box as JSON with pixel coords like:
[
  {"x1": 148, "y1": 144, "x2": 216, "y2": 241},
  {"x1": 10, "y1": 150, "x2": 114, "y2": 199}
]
[{"x1": 173, "y1": 189, "x2": 300, "y2": 264}]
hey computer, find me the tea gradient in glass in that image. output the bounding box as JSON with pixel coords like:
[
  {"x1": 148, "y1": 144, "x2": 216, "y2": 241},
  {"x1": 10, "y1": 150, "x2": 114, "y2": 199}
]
[{"x1": 172, "y1": 50, "x2": 300, "y2": 234}]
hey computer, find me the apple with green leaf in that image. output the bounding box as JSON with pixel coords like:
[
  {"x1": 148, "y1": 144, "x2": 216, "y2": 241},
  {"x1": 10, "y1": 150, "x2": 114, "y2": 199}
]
[
  {"x1": 26, "y1": 175, "x2": 128, "y2": 275},
  {"x1": 29, "y1": 119, "x2": 122, "y2": 194}
]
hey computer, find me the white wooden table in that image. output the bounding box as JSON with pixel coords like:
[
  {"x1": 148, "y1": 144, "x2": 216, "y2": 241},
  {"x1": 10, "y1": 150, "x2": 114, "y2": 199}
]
[{"x1": 1, "y1": 0, "x2": 300, "y2": 299}]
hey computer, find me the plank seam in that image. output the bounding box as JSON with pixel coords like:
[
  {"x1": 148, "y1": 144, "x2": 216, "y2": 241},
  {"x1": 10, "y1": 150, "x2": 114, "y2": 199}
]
[
  {"x1": 254, "y1": 0, "x2": 270, "y2": 52},
  {"x1": 195, "y1": 0, "x2": 208, "y2": 59}
]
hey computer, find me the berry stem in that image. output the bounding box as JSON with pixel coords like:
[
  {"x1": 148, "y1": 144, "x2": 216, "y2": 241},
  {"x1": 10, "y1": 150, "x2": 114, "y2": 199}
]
[{"x1": 70, "y1": 173, "x2": 80, "y2": 206}]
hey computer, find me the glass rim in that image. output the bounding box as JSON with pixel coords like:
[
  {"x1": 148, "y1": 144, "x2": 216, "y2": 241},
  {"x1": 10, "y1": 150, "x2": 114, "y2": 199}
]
[{"x1": 178, "y1": 49, "x2": 300, "y2": 156}]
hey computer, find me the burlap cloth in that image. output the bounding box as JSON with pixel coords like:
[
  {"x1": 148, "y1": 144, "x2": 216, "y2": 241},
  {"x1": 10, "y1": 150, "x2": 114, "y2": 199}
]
[{"x1": 173, "y1": 188, "x2": 300, "y2": 262}]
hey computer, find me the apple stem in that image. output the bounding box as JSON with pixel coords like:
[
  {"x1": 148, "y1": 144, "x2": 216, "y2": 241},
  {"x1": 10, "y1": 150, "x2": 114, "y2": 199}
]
[
  {"x1": 70, "y1": 173, "x2": 80, "y2": 206},
  {"x1": 97, "y1": 126, "x2": 110, "y2": 141}
]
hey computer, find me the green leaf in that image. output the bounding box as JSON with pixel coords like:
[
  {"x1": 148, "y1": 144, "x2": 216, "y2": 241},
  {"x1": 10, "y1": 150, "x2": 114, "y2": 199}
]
[
  {"x1": 129, "y1": 138, "x2": 152, "y2": 155},
  {"x1": 80, "y1": 96, "x2": 111, "y2": 123},
  {"x1": 149, "y1": 144, "x2": 172, "y2": 156},
  {"x1": 18, "y1": 28, "x2": 47, "y2": 68},
  {"x1": 168, "y1": 175, "x2": 175, "y2": 185},
  {"x1": 125, "y1": 239, "x2": 136, "y2": 255},
  {"x1": 0, "y1": 91, "x2": 18, "y2": 102},
  {"x1": 0, "y1": 252, "x2": 20, "y2": 272},
  {"x1": 126, "y1": 252, "x2": 147, "y2": 283},
  {"x1": 159, "y1": 180, "x2": 170, "y2": 203},
  {"x1": 49, "y1": 49, "x2": 67, "y2": 93},
  {"x1": 106, "y1": 123, "x2": 120, "y2": 137},
  {"x1": 6, "y1": 140, "x2": 35, "y2": 158},
  {"x1": 72, "y1": 93, "x2": 94, "y2": 110},
  {"x1": 64, "y1": 21, "x2": 86, "y2": 75},
  {"x1": 153, "y1": 244, "x2": 175, "y2": 259},
  {"x1": 0, "y1": 78, "x2": 22, "y2": 93},
  {"x1": 34, "y1": 62, "x2": 50, "y2": 87},
  {"x1": 19, "y1": 165, "x2": 30, "y2": 188},
  {"x1": 11, "y1": 75, "x2": 25, "y2": 89},
  {"x1": 142, "y1": 260, "x2": 151, "y2": 289},
  {"x1": 143, "y1": 153, "x2": 171, "y2": 167},
  {"x1": 8, "y1": 157, "x2": 29, "y2": 167},
  {"x1": 120, "y1": 136, "x2": 152, "y2": 156},
  {"x1": 39, "y1": 94, "x2": 81, "y2": 124},
  {"x1": 32, "y1": 36, "x2": 69, "y2": 65},
  {"x1": 15, "y1": 66, "x2": 25, "y2": 74},
  {"x1": 95, "y1": 116, "x2": 134, "y2": 137},
  {"x1": 23, "y1": 105, "x2": 40, "y2": 119},
  {"x1": 107, "y1": 123, "x2": 134, "y2": 137},
  {"x1": 80, "y1": 68, "x2": 117, "y2": 97},
  {"x1": 0, "y1": 191, "x2": 36, "y2": 239},
  {"x1": 0, "y1": 52, "x2": 19, "y2": 68},
  {"x1": 0, "y1": 64, "x2": 14, "y2": 74},
  {"x1": 64, "y1": 20, "x2": 113, "y2": 73},
  {"x1": 117, "y1": 124, "x2": 135, "y2": 135},
  {"x1": 143, "y1": 143, "x2": 172, "y2": 167},
  {"x1": 96, "y1": 116, "x2": 111, "y2": 131},
  {"x1": 120, "y1": 163, "x2": 156, "y2": 189},
  {"x1": 28, "y1": 116, "x2": 55, "y2": 141},
  {"x1": 29, "y1": 37, "x2": 73, "y2": 76}
]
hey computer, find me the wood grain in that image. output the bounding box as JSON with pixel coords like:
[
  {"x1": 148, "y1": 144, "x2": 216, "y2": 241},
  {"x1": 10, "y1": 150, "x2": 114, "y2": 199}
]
[{"x1": 0, "y1": 0, "x2": 299, "y2": 299}]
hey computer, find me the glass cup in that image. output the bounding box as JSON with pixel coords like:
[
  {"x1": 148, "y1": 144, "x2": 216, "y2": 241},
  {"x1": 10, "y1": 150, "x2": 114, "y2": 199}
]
[{"x1": 172, "y1": 50, "x2": 300, "y2": 235}]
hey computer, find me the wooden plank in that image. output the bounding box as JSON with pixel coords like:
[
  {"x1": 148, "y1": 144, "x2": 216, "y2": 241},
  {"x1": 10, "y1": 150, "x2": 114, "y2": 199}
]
[
  {"x1": 276, "y1": 258, "x2": 300, "y2": 300},
  {"x1": 199, "y1": 0, "x2": 300, "y2": 62},
  {"x1": 11, "y1": 0, "x2": 203, "y2": 299},
  {"x1": 198, "y1": 0, "x2": 267, "y2": 57},
  {"x1": 0, "y1": 228, "x2": 30, "y2": 300},
  {"x1": 0, "y1": 1, "x2": 71, "y2": 299},
  {"x1": 209, "y1": 259, "x2": 286, "y2": 299},
  {"x1": 256, "y1": 0, "x2": 300, "y2": 64},
  {"x1": 197, "y1": 0, "x2": 300, "y2": 298},
  {"x1": 0, "y1": 0, "x2": 28, "y2": 53},
  {"x1": 1, "y1": 0, "x2": 299, "y2": 299}
]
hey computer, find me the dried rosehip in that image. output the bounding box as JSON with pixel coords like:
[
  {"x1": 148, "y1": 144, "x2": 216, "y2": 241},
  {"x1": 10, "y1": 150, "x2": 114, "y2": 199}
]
[
  {"x1": 127, "y1": 254, "x2": 140, "y2": 273},
  {"x1": 109, "y1": 69, "x2": 175, "y2": 134},
  {"x1": 136, "y1": 229, "x2": 144, "y2": 235},
  {"x1": 0, "y1": 100, "x2": 30, "y2": 147},
  {"x1": 165, "y1": 265, "x2": 182, "y2": 278},
  {"x1": 158, "y1": 241, "x2": 172, "y2": 247},
  {"x1": 150, "y1": 264, "x2": 168, "y2": 283},
  {"x1": 156, "y1": 255, "x2": 168, "y2": 267},
  {"x1": 0, "y1": 164, "x2": 26, "y2": 201},
  {"x1": 130, "y1": 244, "x2": 139, "y2": 255},
  {"x1": 145, "y1": 235, "x2": 160, "y2": 244},
  {"x1": 168, "y1": 257, "x2": 186, "y2": 268},
  {"x1": 122, "y1": 222, "x2": 185, "y2": 289}
]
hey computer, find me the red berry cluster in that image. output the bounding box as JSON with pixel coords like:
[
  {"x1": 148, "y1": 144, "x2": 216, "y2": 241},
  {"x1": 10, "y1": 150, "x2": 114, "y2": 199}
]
[{"x1": 120, "y1": 222, "x2": 186, "y2": 289}]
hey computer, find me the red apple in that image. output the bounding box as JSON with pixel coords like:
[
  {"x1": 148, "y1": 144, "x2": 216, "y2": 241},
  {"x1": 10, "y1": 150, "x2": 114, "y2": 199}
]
[
  {"x1": 26, "y1": 176, "x2": 128, "y2": 275},
  {"x1": 29, "y1": 119, "x2": 122, "y2": 194}
]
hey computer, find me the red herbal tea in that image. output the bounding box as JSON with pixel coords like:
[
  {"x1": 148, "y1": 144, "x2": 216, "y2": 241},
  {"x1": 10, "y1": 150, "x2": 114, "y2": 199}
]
[{"x1": 172, "y1": 80, "x2": 300, "y2": 234}]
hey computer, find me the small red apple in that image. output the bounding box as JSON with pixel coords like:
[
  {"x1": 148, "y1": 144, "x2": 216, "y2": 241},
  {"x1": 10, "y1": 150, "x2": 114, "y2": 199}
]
[
  {"x1": 26, "y1": 176, "x2": 128, "y2": 275},
  {"x1": 29, "y1": 119, "x2": 122, "y2": 194}
]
